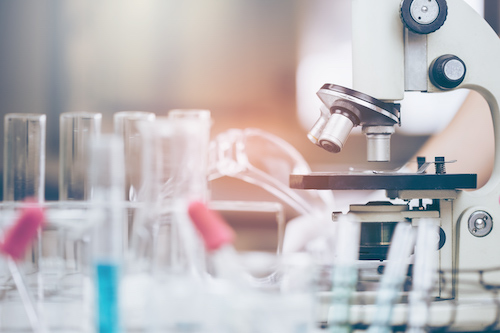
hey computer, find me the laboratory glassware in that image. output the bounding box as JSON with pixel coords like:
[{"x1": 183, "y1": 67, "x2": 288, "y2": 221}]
[
  {"x1": 367, "y1": 222, "x2": 415, "y2": 333},
  {"x1": 3, "y1": 113, "x2": 46, "y2": 202},
  {"x1": 114, "y1": 111, "x2": 156, "y2": 255},
  {"x1": 209, "y1": 127, "x2": 335, "y2": 216},
  {"x1": 2, "y1": 114, "x2": 46, "y2": 319},
  {"x1": 58, "y1": 111, "x2": 102, "y2": 305},
  {"x1": 0, "y1": 202, "x2": 48, "y2": 333},
  {"x1": 59, "y1": 111, "x2": 102, "y2": 201},
  {"x1": 113, "y1": 111, "x2": 156, "y2": 202},
  {"x1": 137, "y1": 111, "x2": 211, "y2": 276},
  {"x1": 88, "y1": 134, "x2": 125, "y2": 333},
  {"x1": 328, "y1": 214, "x2": 361, "y2": 333},
  {"x1": 406, "y1": 219, "x2": 439, "y2": 333}
]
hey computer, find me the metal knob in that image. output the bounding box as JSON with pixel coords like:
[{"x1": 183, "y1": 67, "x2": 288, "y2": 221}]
[
  {"x1": 401, "y1": 0, "x2": 448, "y2": 34},
  {"x1": 468, "y1": 211, "x2": 493, "y2": 237},
  {"x1": 429, "y1": 54, "x2": 466, "y2": 90}
]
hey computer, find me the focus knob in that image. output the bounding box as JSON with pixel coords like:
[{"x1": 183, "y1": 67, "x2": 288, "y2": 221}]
[
  {"x1": 429, "y1": 54, "x2": 466, "y2": 90},
  {"x1": 400, "y1": 0, "x2": 448, "y2": 34}
]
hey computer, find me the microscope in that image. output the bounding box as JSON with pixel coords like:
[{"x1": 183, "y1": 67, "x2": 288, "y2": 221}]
[{"x1": 292, "y1": 0, "x2": 500, "y2": 329}]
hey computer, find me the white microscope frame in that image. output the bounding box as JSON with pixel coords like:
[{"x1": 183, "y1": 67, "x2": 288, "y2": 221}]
[{"x1": 352, "y1": 0, "x2": 500, "y2": 301}]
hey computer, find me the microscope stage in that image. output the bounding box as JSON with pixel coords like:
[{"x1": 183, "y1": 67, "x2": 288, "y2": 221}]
[{"x1": 290, "y1": 173, "x2": 477, "y2": 190}]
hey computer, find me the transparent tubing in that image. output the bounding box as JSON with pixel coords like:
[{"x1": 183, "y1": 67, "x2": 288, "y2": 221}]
[
  {"x1": 209, "y1": 128, "x2": 335, "y2": 216},
  {"x1": 329, "y1": 215, "x2": 361, "y2": 333},
  {"x1": 368, "y1": 222, "x2": 415, "y2": 333},
  {"x1": 113, "y1": 111, "x2": 156, "y2": 202},
  {"x1": 59, "y1": 112, "x2": 102, "y2": 201},
  {"x1": 3, "y1": 113, "x2": 46, "y2": 202},
  {"x1": 407, "y1": 219, "x2": 439, "y2": 333}
]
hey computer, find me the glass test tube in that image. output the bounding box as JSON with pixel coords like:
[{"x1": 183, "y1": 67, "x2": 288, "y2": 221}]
[
  {"x1": 2, "y1": 114, "x2": 46, "y2": 325},
  {"x1": 59, "y1": 112, "x2": 102, "y2": 201},
  {"x1": 167, "y1": 109, "x2": 211, "y2": 203},
  {"x1": 140, "y1": 110, "x2": 211, "y2": 275},
  {"x1": 113, "y1": 111, "x2": 156, "y2": 202},
  {"x1": 3, "y1": 113, "x2": 46, "y2": 202},
  {"x1": 113, "y1": 111, "x2": 156, "y2": 258}
]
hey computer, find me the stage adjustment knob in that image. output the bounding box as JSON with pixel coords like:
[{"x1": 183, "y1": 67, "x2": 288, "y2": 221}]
[
  {"x1": 429, "y1": 54, "x2": 466, "y2": 90},
  {"x1": 400, "y1": 0, "x2": 448, "y2": 34}
]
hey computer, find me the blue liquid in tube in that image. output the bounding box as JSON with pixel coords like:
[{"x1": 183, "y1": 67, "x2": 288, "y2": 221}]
[{"x1": 96, "y1": 261, "x2": 120, "y2": 333}]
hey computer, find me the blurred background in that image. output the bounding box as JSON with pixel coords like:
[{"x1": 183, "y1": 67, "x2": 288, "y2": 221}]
[{"x1": 0, "y1": 1, "x2": 498, "y2": 250}]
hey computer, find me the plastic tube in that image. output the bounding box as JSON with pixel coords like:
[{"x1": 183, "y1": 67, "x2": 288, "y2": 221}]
[
  {"x1": 59, "y1": 112, "x2": 102, "y2": 201},
  {"x1": 209, "y1": 128, "x2": 335, "y2": 216},
  {"x1": 187, "y1": 200, "x2": 246, "y2": 283},
  {"x1": 0, "y1": 202, "x2": 47, "y2": 333},
  {"x1": 3, "y1": 114, "x2": 46, "y2": 202},
  {"x1": 406, "y1": 219, "x2": 439, "y2": 333},
  {"x1": 88, "y1": 134, "x2": 125, "y2": 333},
  {"x1": 329, "y1": 214, "x2": 361, "y2": 333},
  {"x1": 368, "y1": 222, "x2": 415, "y2": 333}
]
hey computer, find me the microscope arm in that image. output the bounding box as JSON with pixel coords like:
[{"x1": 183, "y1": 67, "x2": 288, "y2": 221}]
[
  {"x1": 410, "y1": 90, "x2": 494, "y2": 187},
  {"x1": 427, "y1": 1, "x2": 500, "y2": 297},
  {"x1": 426, "y1": 2, "x2": 500, "y2": 194}
]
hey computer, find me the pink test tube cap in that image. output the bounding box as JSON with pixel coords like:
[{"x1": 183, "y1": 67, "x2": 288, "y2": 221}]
[
  {"x1": 0, "y1": 200, "x2": 45, "y2": 261},
  {"x1": 188, "y1": 200, "x2": 235, "y2": 251}
]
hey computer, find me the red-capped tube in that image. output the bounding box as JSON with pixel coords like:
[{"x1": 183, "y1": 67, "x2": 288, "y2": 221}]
[
  {"x1": 0, "y1": 201, "x2": 45, "y2": 261},
  {"x1": 188, "y1": 200, "x2": 235, "y2": 251}
]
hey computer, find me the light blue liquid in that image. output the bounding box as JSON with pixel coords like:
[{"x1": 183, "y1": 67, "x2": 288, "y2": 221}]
[{"x1": 95, "y1": 261, "x2": 121, "y2": 333}]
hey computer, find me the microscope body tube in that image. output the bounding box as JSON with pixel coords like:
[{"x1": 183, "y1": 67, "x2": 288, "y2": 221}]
[{"x1": 352, "y1": 0, "x2": 405, "y2": 102}]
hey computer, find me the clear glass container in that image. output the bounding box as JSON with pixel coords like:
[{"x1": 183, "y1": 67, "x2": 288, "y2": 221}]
[
  {"x1": 88, "y1": 134, "x2": 125, "y2": 333},
  {"x1": 3, "y1": 113, "x2": 46, "y2": 202},
  {"x1": 59, "y1": 111, "x2": 102, "y2": 201},
  {"x1": 113, "y1": 111, "x2": 156, "y2": 256},
  {"x1": 135, "y1": 110, "x2": 211, "y2": 276},
  {"x1": 113, "y1": 111, "x2": 156, "y2": 202}
]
